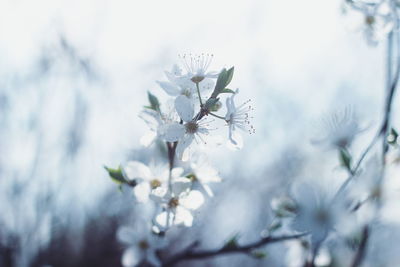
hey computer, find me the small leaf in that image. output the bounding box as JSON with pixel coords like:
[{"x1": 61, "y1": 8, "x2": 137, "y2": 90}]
[
  {"x1": 211, "y1": 69, "x2": 228, "y2": 98},
  {"x1": 223, "y1": 233, "x2": 240, "y2": 249},
  {"x1": 104, "y1": 166, "x2": 125, "y2": 183},
  {"x1": 104, "y1": 165, "x2": 137, "y2": 187},
  {"x1": 220, "y1": 88, "x2": 235, "y2": 94},
  {"x1": 339, "y1": 148, "x2": 352, "y2": 173},
  {"x1": 147, "y1": 91, "x2": 160, "y2": 111},
  {"x1": 225, "y1": 67, "x2": 234, "y2": 86},
  {"x1": 204, "y1": 97, "x2": 220, "y2": 110},
  {"x1": 268, "y1": 220, "x2": 282, "y2": 232},
  {"x1": 251, "y1": 251, "x2": 267, "y2": 259}
]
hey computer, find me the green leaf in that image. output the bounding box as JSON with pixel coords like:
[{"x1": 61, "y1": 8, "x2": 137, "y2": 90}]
[
  {"x1": 223, "y1": 233, "x2": 240, "y2": 249},
  {"x1": 251, "y1": 251, "x2": 267, "y2": 259},
  {"x1": 104, "y1": 165, "x2": 137, "y2": 187},
  {"x1": 204, "y1": 97, "x2": 220, "y2": 110},
  {"x1": 339, "y1": 148, "x2": 352, "y2": 173},
  {"x1": 220, "y1": 88, "x2": 235, "y2": 94},
  {"x1": 225, "y1": 67, "x2": 234, "y2": 86},
  {"x1": 104, "y1": 165, "x2": 125, "y2": 183},
  {"x1": 211, "y1": 69, "x2": 228, "y2": 98},
  {"x1": 147, "y1": 91, "x2": 160, "y2": 111},
  {"x1": 268, "y1": 220, "x2": 282, "y2": 232}
]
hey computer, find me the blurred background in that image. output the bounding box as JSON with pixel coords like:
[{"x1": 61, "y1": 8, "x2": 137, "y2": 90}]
[{"x1": 0, "y1": 0, "x2": 396, "y2": 266}]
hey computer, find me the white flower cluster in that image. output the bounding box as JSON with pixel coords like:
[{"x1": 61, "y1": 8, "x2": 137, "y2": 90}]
[{"x1": 106, "y1": 54, "x2": 254, "y2": 266}]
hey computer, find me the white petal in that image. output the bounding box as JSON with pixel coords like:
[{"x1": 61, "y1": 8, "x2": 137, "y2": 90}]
[
  {"x1": 155, "y1": 211, "x2": 173, "y2": 228},
  {"x1": 174, "y1": 206, "x2": 194, "y2": 227},
  {"x1": 140, "y1": 132, "x2": 157, "y2": 147},
  {"x1": 123, "y1": 161, "x2": 152, "y2": 181},
  {"x1": 226, "y1": 130, "x2": 243, "y2": 150},
  {"x1": 122, "y1": 247, "x2": 141, "y2": 267},
  {"x1": 175, "y1": 95, "x2": 194, "y2": 122},
  {"x1": 180, "y1": 190, "x2": 204, "y2": 210},
  {"x1": 139, "y1": 109, "x2": 161, "y2": 131},
  {"x1": 171, "y1": 167, "x2": 184, "y2": 178},
  {"x1": 171, "y1": 178, "x2": 191, "y2": 196},
  {"x1": 133, "y1": 182, "x2": 151, "y2": 203},
  {"x1": 157, "y1": 81, "x2": 180, "y2": 96},
  {"x1": 161, "y1": 123, "x2": 185, "y2": 142},
  {"x1": 176, "y1": 134, "x2": 194, "y2": 160}
]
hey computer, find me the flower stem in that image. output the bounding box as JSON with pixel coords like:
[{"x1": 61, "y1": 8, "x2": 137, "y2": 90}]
[
  {"x1": 195, "y1": 82, "x2": 203, "y2": 107},
  {"x1": 208, "y1": 112, "x2": 226, "y2": 120}
]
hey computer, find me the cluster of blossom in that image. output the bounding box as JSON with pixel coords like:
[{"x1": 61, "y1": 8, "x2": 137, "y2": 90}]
[
  {"x1": 342, "y1": 0, "x2": 398, "y2": 45},
  {"x1": 106, "y1": 54, "x2": 255, "y2": 266}
]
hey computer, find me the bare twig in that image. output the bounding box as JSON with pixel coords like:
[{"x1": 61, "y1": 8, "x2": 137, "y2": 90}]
[
  {"x1": 351, "y1": 226, "x2": 370, "y2": 267},
  {"x1": 162, "y1": 232, "x2": 308, "y2": 267}
]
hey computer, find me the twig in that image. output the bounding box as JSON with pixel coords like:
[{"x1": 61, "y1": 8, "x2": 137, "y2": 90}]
[
  {"x1": 351, "y1": 226, "x2": 369, "y2": 267},
  {"x1": 162, "y1": 232, "x2": 308, "y2": 267}
]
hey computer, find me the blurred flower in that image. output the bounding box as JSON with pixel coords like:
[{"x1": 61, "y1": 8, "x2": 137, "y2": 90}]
[
  {"x1": 139, "y1": 100, "x2": 180, "y2": 146},
  {"x1": 343, "y1": 0, "x2": 396, "y2": 45},
  {"x1": 186, "y1": 153, "x2": 222, "y2": 197},
  {"x1": 151, "y1": 178, "x2": 204, "y2": 227},
  {"x1": 290, "y1": 183, "x2": 337, "y2": 247},
  {"x1": 312, "y1": 107, "x2": 363, "y2": 149},
  {"x1": 117, "y1": 223, "x2": 163, "y2": 267},
  {"x1": 225, "y1": 90, "x2": 254, "y2": 150}
]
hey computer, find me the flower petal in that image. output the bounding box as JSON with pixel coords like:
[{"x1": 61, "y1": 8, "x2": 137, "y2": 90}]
[
  {"x1": 123, "y1": 161, "x2": 152, "y2": 181},
  {"x1": 176, "y1": 134, "x2": 194, "y2": 160},
  {"x1": 175, "y1": 95, "x2": 194, "y2": 122},
  {"x1": 180, "y1": 190, "x2": 204, "y2": 210},
  {"x1": 121, "y1": 247, "x2": 141, "y2": 267},
  {"x1": 161, "y1": 123, "x2": 185, "y2": 142},
  {"x1": 157, "y1": 81, "x2": 180, "y2": 96},
  {"x1": 133, "y1": 182, "x2": 151, "y2": 203}
]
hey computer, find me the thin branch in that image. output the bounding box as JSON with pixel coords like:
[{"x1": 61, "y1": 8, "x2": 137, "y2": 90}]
[
  {"x1": 162, "y1": 232, "x2": 308, "y2": 267},
  {"x1": 351, "y1": 226, "x2": 369, "y2": 267}
]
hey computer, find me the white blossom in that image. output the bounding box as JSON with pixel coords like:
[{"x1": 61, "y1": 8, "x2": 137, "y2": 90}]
[
  {"x1": 187, "y1": 153, "x2": 222, "y2": 197},
  {"x1": 157, "y1": 63, "x2": 215, "y2": 103},
  {"x1": 225, "y1": 90, "x2": 254, "y2": 150},
  {"x1": 312, "y1": 107, "x2": 364, "y2": 149},
  {"x1": 179, "y1": 53, "x2": 219, "y2": 83},
  {"x1": 151, "y1": 178, "x2": 204, "y2": 227},
  {"x1": 139, "y1": 100, "x2": 179, "y2": 146},
  {"x1": 122, "y1": 161, "x2": 170, "y2": 202},
  {"x1": 163, "y1": 95, "x2": 211, "y2": 160}
]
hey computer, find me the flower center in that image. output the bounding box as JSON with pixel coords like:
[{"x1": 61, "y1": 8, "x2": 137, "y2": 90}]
[
  {"x1": 182, "y1": 88, "x2": 192, "y2": 98},
  {"x1": 315, "y1": 208, "x2": 330, "y2": 224},
  {"x1": 191, "y1": 76, "x2": 204, "y2": 83},
  {"x1": 150, "y1": 179, "x2": 161, "y2": 189},
  {"x1": 365, "y1": 15, "x2": 375, "y2": 26},
  {"x1": 185, "y1": 121, "x2": 199, "y2": 134},
  {"x1": 169, "y1": 197, "x2": 179, "y2": 208},
  {"x1": 138, "y1": 239, "x2": 149, "y2": 250}
]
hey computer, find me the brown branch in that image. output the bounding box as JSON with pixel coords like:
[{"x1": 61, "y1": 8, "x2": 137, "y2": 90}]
[{"x1": 162, "y1": 232, "x2": 308, "y2": 267}]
